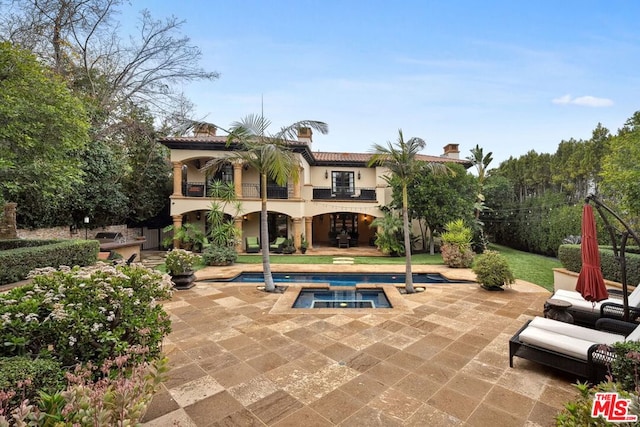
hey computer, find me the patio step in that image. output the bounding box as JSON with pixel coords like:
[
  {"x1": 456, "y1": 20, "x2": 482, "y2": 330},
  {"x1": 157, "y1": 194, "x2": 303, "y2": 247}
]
[{"x1": 333, "y1": 257, "x2": 354, "y2": 264}]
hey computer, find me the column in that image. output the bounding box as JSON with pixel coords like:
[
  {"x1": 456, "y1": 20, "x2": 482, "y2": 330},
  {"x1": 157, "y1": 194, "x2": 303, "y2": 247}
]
[
  {"x1": 293, "y1": 217, "x2": 302, "y2": 250},
  {"x1": 234, "y1": 217, "x2": 243, "y2": 252},
  {"x1": 233, "y1": 161, "x2": 243, "y2": 198},
  {"x1": 293, "y1": 166, "x2": 302, "y2": 199},
  {"x1": 171, "y1": 215, "x2": 183, "y2": 249},
  {"x1": 172, "y1": 162, "x2": 183, "y2": 197},
  {"x1": 305, "y1": 217, "x2": 313, "y2": 249}
]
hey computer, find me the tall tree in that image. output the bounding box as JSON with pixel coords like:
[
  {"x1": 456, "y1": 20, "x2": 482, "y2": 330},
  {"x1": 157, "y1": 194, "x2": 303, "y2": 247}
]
[
  {"x1": 222, "y1": 115, "x2": 328, "y2": 292},
  {"x1": 401, "y1": 162, "x2": 475, "y2": 254},
  {"x1": 119, "y1": 106, "x2": 172, "y2": 224},
  {"x1": 1, "y1": 1, "x2": 216, "y2": 228},
  {"x1": 1, "y1": 1, "x2": 219, "y2": 128},
  {"x1": 601, "y1": 111, "x2": 640, "y2": 219},
  {"x1": 369, "y1": 130, "x2": 447, "y2": 294},
  {"x1": 466, "y1": 145, "x2": 493, "y2": 250},
  {"x1": 0, "y1": 41, "x2": 89, "y2": 223}
]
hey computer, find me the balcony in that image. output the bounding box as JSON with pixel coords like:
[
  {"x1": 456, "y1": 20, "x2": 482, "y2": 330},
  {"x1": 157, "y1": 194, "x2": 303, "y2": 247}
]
[
  {"x1": 242, "y1": 183, "x2": 291, "y2": 199},
  {"x1": 183, "y1": 182, "x2": 206, "y2": 197},
  {"x1": 181, "y1": 182, "x2": 291, "y2": 199},
  {"x1": 313, "y1": 187, "x2": 376, "y2": 201}
]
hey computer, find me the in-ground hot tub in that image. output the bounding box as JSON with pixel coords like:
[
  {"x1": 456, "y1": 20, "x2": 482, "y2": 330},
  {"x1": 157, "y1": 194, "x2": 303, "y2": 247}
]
[{"x1": 292, "y1": 288, "x2": 392, "y2": 308}]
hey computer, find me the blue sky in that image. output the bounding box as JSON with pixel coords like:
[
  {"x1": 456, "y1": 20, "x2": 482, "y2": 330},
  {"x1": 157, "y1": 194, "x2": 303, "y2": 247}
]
[{"x1": 124, "y1": 1, "x2": 640, "y2": 165}]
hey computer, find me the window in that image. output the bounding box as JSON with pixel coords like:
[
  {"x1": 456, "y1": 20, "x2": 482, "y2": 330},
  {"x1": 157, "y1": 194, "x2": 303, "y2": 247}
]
[
  {"x1": 330, "y1": 213, "x2": 358, "y2": 234},
  {"x1": 266, "y1": 213, "x2": 288, "y2": 241},
  {"x1": 212, "y1": 162, "x2": 233, "y2": 184},
  {"x1": 331, "y1": 171, "x2": 354, "y2": 196}
]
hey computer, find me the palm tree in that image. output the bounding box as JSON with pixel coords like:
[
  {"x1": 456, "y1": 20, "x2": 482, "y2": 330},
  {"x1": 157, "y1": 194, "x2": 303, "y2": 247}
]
[
  {"x1": 225, "y1": 114, "x2": 328, "y2": 292},
  {"x1": 467, "y1": 144, "x2": 493, "y2": 221},
  {"x1": 467, "y1": 145, "x2": 493, "y2": 251},
  {"x1": 369, "y1": 129, "x2": 447, "y2": 293}
]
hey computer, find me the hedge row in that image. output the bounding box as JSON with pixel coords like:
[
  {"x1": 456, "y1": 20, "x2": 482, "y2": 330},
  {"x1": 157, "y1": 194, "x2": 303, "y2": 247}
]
[
  {"x1": 558, "y1": 244, "x2": 640, "y2": 286},
  {"x1": 0, "y1": 239, "x2": 60, "y2": 251},
  {"x1": 0, "y1": 239, "x2": 99, "y2": 285}
]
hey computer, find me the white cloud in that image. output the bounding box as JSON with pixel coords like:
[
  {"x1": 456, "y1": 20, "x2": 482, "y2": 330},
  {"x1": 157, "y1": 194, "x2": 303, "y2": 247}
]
[{"x1": 552, "y1": 94, "x2": 614, "y2": 107}]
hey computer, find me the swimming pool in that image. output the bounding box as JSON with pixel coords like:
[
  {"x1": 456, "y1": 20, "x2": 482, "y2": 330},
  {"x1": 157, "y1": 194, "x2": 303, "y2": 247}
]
[{"x1": 219, "y1": 272, "x2": 469, "y2": 286}]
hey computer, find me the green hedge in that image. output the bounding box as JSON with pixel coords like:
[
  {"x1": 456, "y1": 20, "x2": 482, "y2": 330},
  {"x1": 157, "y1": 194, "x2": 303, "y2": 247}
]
[
  {"x1": 0, "y1": 239, "x2": 60, "y2": 250},
  {"x1": 558, "y1": 244, "x2": 640, "y2": 285},
  {"x1": 0, "y1": 239, "x2": 99, "y2": 285},
  {"x1": 0, "y1": 356, "x2": 65, "y2": 410}
]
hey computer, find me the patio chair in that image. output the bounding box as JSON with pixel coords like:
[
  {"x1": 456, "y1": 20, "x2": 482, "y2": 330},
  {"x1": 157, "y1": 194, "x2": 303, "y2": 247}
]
[
  {"x1": 269, "y1": 237, "x2": 286, "y2": 253},
  {"x1": 337, "y1": 234, "x2": 350, "y2": 248},
  {"x1": 245, "y1": 236, "x2": 260, "y2": 253},
  {"x1": 549, "y1": 285, "x2": 640, "y2": 327},
  {"x1": 509, "y1": 316, "x2": 640, "y2": 383}
]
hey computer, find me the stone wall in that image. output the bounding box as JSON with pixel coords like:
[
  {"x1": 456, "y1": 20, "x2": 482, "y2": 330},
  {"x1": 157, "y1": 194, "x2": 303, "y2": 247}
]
[{"x1": 17, "y1": 224, "x2": 142, "y2": 242}]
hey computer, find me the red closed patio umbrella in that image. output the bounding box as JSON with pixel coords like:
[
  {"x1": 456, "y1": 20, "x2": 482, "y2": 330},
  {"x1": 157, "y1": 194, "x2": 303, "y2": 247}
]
[{"x1": 575, "y1": 204, "x2": 608, "y2": 302}]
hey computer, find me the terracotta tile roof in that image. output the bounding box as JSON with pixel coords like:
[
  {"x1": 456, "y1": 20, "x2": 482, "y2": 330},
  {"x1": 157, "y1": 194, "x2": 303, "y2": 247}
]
[
  {"x1": 159, "y1": 136, "x2": 470, "y2": 166},
  {"x1": 314, "y1": 151, "x2": 470, "y2": 165},
  {"x1": 161, "y1": 136, "x2": 228, "y2": 143}
]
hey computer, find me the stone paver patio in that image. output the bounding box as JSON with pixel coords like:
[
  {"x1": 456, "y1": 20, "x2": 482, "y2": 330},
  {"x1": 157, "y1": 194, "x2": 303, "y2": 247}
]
[{"x1": 141, "y1": 262, "x2": 580, "y2": 426}]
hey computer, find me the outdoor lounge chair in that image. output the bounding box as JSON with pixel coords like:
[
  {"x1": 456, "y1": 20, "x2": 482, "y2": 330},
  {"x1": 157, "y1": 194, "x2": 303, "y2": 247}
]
[
  {"x1": 509, "y1": 316, "x2": 640, "y2": 382},
  {"x1": 269, "y1": 237, "x2": 286, "y2": 253},
  {"x1": 549, "y1": 285, "x2": 640, "y2": 327},
  {"x1": 245, "y1": 237, "x2": 260, "y2": 253}
]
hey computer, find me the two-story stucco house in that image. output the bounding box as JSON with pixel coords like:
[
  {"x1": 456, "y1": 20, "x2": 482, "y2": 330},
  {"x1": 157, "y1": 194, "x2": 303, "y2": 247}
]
[{"x1": 159, "y1": 125, "x2": 471, "y2": 252}]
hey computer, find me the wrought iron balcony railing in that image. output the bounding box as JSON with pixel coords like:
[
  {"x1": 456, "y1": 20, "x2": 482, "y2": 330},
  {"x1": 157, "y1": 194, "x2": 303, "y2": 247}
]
[{"x1": 312, "y1": 187, "x2": 376, "y2": 201}]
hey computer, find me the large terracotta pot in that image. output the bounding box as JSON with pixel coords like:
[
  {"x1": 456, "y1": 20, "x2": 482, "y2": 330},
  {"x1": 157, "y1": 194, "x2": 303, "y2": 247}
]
[{"x1": 171, "y1": 271, "x2": 195, "y2": 290}]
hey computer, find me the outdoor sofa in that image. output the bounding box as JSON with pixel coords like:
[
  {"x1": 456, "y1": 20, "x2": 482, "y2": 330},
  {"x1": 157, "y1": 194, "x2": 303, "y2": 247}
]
[
  {"x1": 509, "y1": 316, "x2": 640, "y2": 383},
  {"x1": 549, "y1": 285, "x2": 640, "y2": 327}
]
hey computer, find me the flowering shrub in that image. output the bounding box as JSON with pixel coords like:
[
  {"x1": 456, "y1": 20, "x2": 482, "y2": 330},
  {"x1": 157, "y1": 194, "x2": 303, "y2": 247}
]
[
  {"x1": 0, "y1": 263, "x2": 173, "y2": 368},
  {"x1": 164, "y1": 249, "x2": 201, "y2": 275},
  {"x1": 0, "y1": 354, "x2": 167, "y2": 426}
]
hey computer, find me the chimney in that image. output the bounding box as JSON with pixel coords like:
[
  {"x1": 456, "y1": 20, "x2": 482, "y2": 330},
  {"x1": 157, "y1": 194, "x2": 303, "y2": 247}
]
[
  {"x1": 193, "y1": 123, "x2": 217, "y2": 137},
  {"x1": 442, "y1": 143, "x2": 460, "y2": 159},
  {"x1": 297, "y1": 127, "x2": 313, "y2": 145}
]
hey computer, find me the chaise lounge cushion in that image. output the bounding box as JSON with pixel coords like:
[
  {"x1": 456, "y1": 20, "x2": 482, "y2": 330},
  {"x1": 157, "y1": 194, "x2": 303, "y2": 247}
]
[
  {"x1": 519, "y1": 327, "x2": 608, "y2": 361},
  {"x1": 552, "y1": 286, "x2": 640, "y2": 312},
  {"x1": 518, "y1": 317, "x2": 625, "y2": 360}
]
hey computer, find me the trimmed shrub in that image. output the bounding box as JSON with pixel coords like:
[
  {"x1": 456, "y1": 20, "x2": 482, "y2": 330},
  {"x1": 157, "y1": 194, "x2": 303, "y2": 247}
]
[
  {"x1": 558, "y1": 244, "x2": 640, "y2": 285},
  {"x1": 0, "y1": 239, "x2": 99, "y2": 285},
  {"x1": 0, "y1": 356, "x2": 65, "y2": 410},
  {"x1": 472, "y1": 250, "x2": 515, "y2": 289},
  {"x1": 202, "y1": 246, "x2": 237, "y2": 266}
]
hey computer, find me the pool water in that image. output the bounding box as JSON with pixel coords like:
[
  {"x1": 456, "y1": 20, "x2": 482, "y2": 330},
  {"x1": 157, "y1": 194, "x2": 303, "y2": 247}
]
[
  {"x1": 223, "y1": 272, "x2": 464, "y2": 286},
  {"x1": 293, "y1": 288, "x2": 392, "y2": 308}
]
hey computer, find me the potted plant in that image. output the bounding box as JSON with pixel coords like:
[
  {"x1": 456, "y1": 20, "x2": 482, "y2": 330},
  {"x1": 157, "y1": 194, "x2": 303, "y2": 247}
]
[
  {"x1": 162, "y1": 223, "x2": 208, "y2": 252},
  {"x1": 165, "y1": 249, "x2": 201, "y2": 289},
  {"x1": 282, "y1": 239, "x2": 296, "y2": 254},
  {"x1": 440, "y1": 219, "x2": 474, "y2": 268},
  {"x1": 300, "y1": 234, "x2": 309, "y2": 254},
  {"x1": 471, "y1": 250, "x2": 515, "y2": 291}
]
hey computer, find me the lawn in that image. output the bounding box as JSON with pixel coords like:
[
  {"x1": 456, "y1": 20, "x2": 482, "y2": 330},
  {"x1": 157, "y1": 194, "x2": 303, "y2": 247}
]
[{"x1": 232, "y1": 244, "x2": 561, "y2": 291}]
